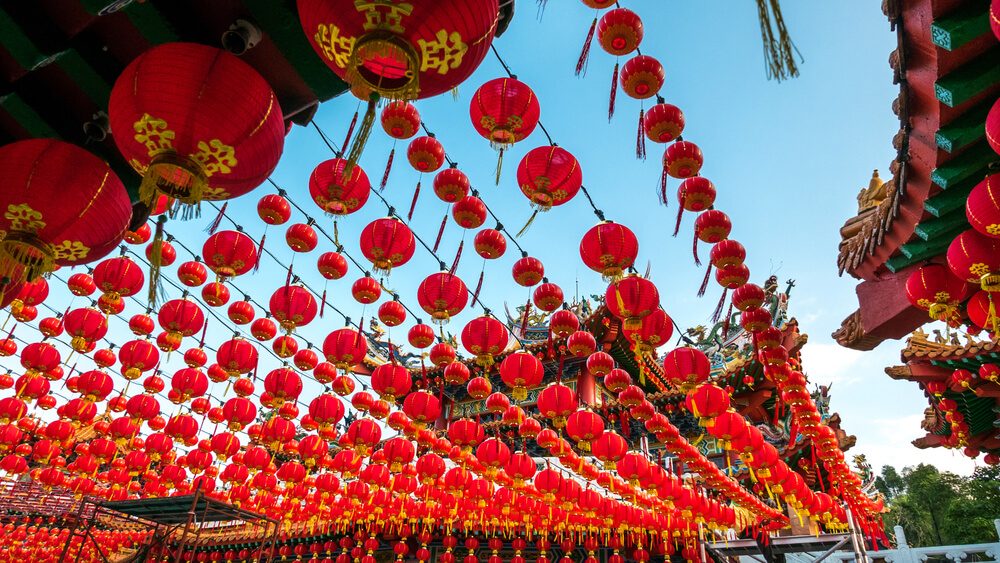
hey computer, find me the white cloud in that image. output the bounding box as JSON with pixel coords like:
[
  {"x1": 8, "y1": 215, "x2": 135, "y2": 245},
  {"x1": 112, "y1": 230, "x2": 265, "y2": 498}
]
[
  {"x1": 860, "y1": 415, "x2": 977, "y2": 476},
  {"x1": 799, "y1": 342, "x2": 866, "y2": 386}
]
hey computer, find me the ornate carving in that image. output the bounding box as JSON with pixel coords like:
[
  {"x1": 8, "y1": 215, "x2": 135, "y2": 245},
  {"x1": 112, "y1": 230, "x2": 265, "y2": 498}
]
[
  {"x1": 857, "y1": 170, "x2": 887, "y2": 212},
  {"x1": 832, "y1": 309, "x2": 864, "y2": 347}
]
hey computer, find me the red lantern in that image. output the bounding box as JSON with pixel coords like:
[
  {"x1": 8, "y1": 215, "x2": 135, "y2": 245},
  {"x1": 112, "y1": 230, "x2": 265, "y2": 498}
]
[
  {"x1": 605, "y1": 275, "x2": 659, "y2": 330},
  {"x1": 407, "y1": 136, "x2": 446, "y2": 173},
  {"x1": 108, "y1": 43, "x2": 284, "y2": 207},
  {"x1": 643, "y1": 103, "x2": 685, "y2": 144},
  {"x1": 662, "y1": 141, "x2": 703, "y2": 188},
  {"x1": 371, "y1": 363, "x2": 412, "y2": 401},
  {"x1": 352, "y1": 275, "x2": 382, "y2": 304},
  {"x1": 470, "y1": 78, "x2": 540, "y2": 149},
  {"x1": 378, "y1": 300, "x2": 407, "y2": 327},
  {"x1": 592, "y1": 431, "x2": 628, "y2": 469},
  {"x1": 597, "y1": 8, "x2": 643, "y2": 56},
  {"x1": 67, "y1": 273, "x2": 96, "y2": 296},
  {"x1": 92, "y1": 257, "x2": 145, "y2": 308},
  {"x1": 381, "y1": 101, "x2": 421, "y2": 139},
  {"x1": 417, "y1": 272, "x2": 468, "y2": 323},
  {"x1": 663, "y1": 347, "x2": 710, "y2": 391},
  {"x1": 309, "y1": 158, "x2": 371, "y2": 215},
  {"x1": 323, "y1": 328, "x2": 368, "y2": 370},
  {"x1": 512, "y1": 256, "x2": 545, "y2": 287},
  {"x1": 587, "y1": 351, "x2": 615, "y2": 377},
  {"x1": 251, "y1": 317, "x2": 278, "y2": 341},
  {"x1": 537, "y1": 383, "x2": 577, "y2": 428},
  {"x1": 318, "y1": 251, "x2": 349, "y2": 280},
  {"x1": 474, "y1": 229, "x2": 507, "y2": 259},
  {"x1": 216, "y1": 338, "x2": 258, "y2": 377},
  {"x1": 967, "y1": 174, "x2": 1000, "y2": 238},
  {"x1": 685, "y1": 384, "x2": 730, "y2": 423},
  {"x1": 533, "y1": 282, "x2": 564, "y2": 312},
  {"x1": 269, "y1": 285, "x2": 318, "y2": 332},
  {"x1": 286, "y1": 223, "x2": 318, "y2": 253},
  {"x1": 177, "y1": 261, "x2": 208, "y2": 287},
  {"x1": 360, "y1": 217, "x2": 415, "y2": 274},
  {"x1": 566, "y1": 410, "x2": 605, "y2": 450},
  {"x1": 948, "y1": 229, "x2": 1000, "y2": 292},
  {"x1": 905, "y1": 264, "x2": 969, "y2": 321},
  {"x1": 408, "y1": 324, "x2": 435, "y2": 349},
  {"x1": 549, "y1": 310, "x2": 580, "y2": 338},
  {"x1": 619, "y1": 55, "x2": 663, "y2": 99},
  {"x1": 202, "y1": 230, "x2": 258, "y2": 278},
  {"x1": 171, "y1": 368, "x2": 209, "y2": 402},
  {"x1": 517, "y1": 146, "x2": 582, "y2": 211},
  {"x1": 695, "y1": 209, "x2": 732, "y2": 245},
  {"x1": 433, "y1": 167, "x2": 471, "y2": 203},
  {"x1": 623, "y1": 308, "x2": 673, "y2": 352},
  {"x1": 988, "y1": 96, "x2": 1000, "y2": 154},
  {"x1": 0, "y1": 140, "x2": 131, "y2": 284},
  {"x1": 444, "y1": 361, "x2": 470, "y2": 385},
  {"x1": 567, "y1": 331, "x2": 597, "y2": 356},
  {"x1": 227, "y1": 301, "x2": 255, "y2": 325},
  {"x1": 732, "y1": 283, "x2": 766, "y2": 311},
  {"x1": 579, "y1": 222, "x2": 638, "y2": 281},
  {"x1": 257, "y1": 194, "x2": 291, "y2": 225},
  {"x1": 467, "y1": 376, "x2": 492, "y2": 399},
  {"x1": 966, "y1": 290, "x2": 996, "y2": 333},
  {"x1": 461, "y1": 316, "x2": 509, "y2": 367},
  {"x1": 402, "y1": 391, "x2": 441, "y2": 428},
  {"x1": 499, "y1": 352, "x2": 544, "y2": 401},
  {"x1": 310, "y1": 394, "x2": 345, "y2": 429},
  {"x1": 452, "y1": 196, "x2": 488, "y2": 229},
  {"x1": 63, "y1": 307, "x2": 109, "y2": 352},
  {"x1": 119, "y1": 339, "x2": 160, "y2": 380},
  {"x1": 430, "y1": 342, "x2": 457, "y2": 367}
]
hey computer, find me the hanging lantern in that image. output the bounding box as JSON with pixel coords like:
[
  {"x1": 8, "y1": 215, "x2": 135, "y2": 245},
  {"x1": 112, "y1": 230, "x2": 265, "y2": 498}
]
[
  {"x1": 67, "y1": 273, "x2": 96, "y2": 296},
  {"x1": 452, "y1": 195, "x2": 488, "y2": 229},
  {"x1": 663, "y1": 347, "x2": 710, "y2": 391},
  {"x1": 433, "y1": 167, "x2": 471, "y2": 203},
  {"x1": 619, "y1": 55, "x2": 664, "y2": 99},
  {"x1": 323, "y1": 328, "x2": 368, "y2": 370},
  {"x1": 227, "y1": 301, "x2": 255, "y2": 325},
  {"x1": 269, "y1": 285, "x2": 318, "y2": 333},
  {"x1": 370, "y1": 364, "x2": 412, "y2": 402},
  {"x1": 663, "y1": 141, "x2": 704, "y2": 181},
  {"x1": 474, "y1": 229, "x2": 507, "y2": 259},
  {"x1": 351, "y1": 276, "x2": 382, "y2": 304},
  {"x1": 92, "y1": 257, "x2": 145, "y2": 311},
  {"x1": 567, "y1": 331, "x2": 597, "y2": 356},
  {"x1": 417, "y1": 272, "x2": 468, "y2": 323},
  {"x1": 566, "y1": 409, "x2": 605, "y2": 451},
  {"x1": 623, "y1": 308, "x2": 674, "y2": 353},
  {"x1": 605, "y1": 274, "x2": 660, "y2": 330},
  {"x1": 402, "y1": 391, "x2": 441, "y2": 429},
  {"x1": 597, "y1": 8, "x2": 643, "y2": 56},
  {"x1": 202, "y1": 230, "x2": 258, "y2": 278},
  {"x1": 948, "y1": 229, "x2": 1000, "y2": 294},
  {"x1": 408, "y1": 323, "x2": 435, "y2": 348},
  {"x1": 378, "y1": 300, "x2": 406, "y2": 326},
  {"x1": 579, "y1": 222, "x2": 638, "y2": 281},
  {"x1": 286, "y1": 223, "x2": 319, "y2": 253},
  {"x1": 430, "y1": 342, "x2": 457, "y2": 366},
  {"x1": 318, "y1": 251, "x2": 349, "y2": 280},
  {"x1": 470, "y1": 78, "x2": 540, "y2": 151},
  {"x1": 966, "y1": 291, "x2": 996, "y2": 333},
  {"x1": 381, "y1": 101, "x2": 421, "y2": 139},
  {"x1": 499, "y1": 351, "x2": 544, "y2": 401},
  {"x1": 685, "y1": 384, "x2": 730, "y2": 425},
  {"x1": 537, "y1": 383, "x2": 578, "y2": 428},
  {"x1": 0, "y1": 140, "x2": 131, "y2": 285},
  {"x1": 732, "y1": 283, "x2": 766, "y2": 311},
  {"x1": 407, "y1": 136, "x2": 446, "y2": 173},
  {"x1": 177, "y1": 261, "x2": 208, "y2": 287},
  {"x1": 258, "y1": 194, "x2": 291, "y2": 225},
  {"x1": 298, "y1": 0, "x2": 499, "y2": 100},
  {"x1": 533, "y1": 282, "x2": 564, "y2": 312},
  {"x1": 512, "y1": 256, "x2": 545, "y2": 287},
  {"x1": 118, "y1": 339, "x2": 160, "y2": 381},
  {"x1": 696, "y1": 209, "x2": 732, "y2": 245},
  {"x1": 966, "y1": 174, "x2": 1000, "y2": 238},
  {"x1": 643, "y1": 103, "x2": 685, "y2": 144},
  {"x1": 905, "y1": 264, "x2": 968, "y2": 322},
  {"x1": 517, "y1": 146, "x2": 583, "y2": 211},
  {"x1": 549, "y1": 310, "x2": 580, "y2": 338},
  {"x1": 108, "y1": 43, "x2": 284, "y2": 208},
  {"x1": 216, "y1": 338, "x2": 259, "y2": 377},
  {"x1": 63, "y1": 307, "x2": 109, "y2": 352},
  {"x1": 309, "y1": 158, "x2": 371, "y2": 216},
  {"x1": 359, "y1": 217, "x2": 416, "y2": 274},
  {"x1": 461, "y1": 316, "x2": 509, "y2": 367},
  {"x1": 987, "y1": 96, "x2": 1000, "y2": 154}
]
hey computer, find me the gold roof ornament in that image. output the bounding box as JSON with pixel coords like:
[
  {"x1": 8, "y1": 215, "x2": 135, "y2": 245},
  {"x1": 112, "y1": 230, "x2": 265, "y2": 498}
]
[{"x1": 856, "y1": 169, "x2": 887, "y2": 212}]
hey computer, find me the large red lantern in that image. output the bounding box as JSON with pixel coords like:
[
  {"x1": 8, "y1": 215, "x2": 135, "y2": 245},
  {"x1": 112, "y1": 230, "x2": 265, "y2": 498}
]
[
  {"x1": 359, "y1": 217, "x2": 416, "y2": 274},
  {"x1": 298, "y1": 0, "x2": 500, "y2": 100},
  {"x1": 579, "y1": 222, "x2": 638, "y2": 280},
  {"x1": 92, "y1": 257, "x2": 145, "y2": 308},
  {"x1": 323, "y1": 328, "x2": 368, "y2": 370},
  {"x1": 537, "y1": 383, "x2": 578, "y2": 428},
  {"x1": 470, "y1": 78, "x2": 540, "y2": 151},
  {"x1": 566, "y1": 409, "x2": 605, "y2": 450},
  {"x1": 605, "y1": 275, "x2": 659, "y2": 330},
  {"x1": 269, "y1": 285, "x2": 318, "y2": 333},
  {"x1": 202, "y1": 230, "x2": 258, "y2": 278},
  {"x1": 0, "y1": 140, "x2": 131, "y2": 284},
  {"x1": 371, "y1": 364, "x2": 413, "y2": 402},
  {"x1": 461, "y1": 316, "x2": 509, "y2": 367},
  {"x1": 663, "y1": 347, "x2": 710, "y2": 391},
  {"x1": 499, "y1": 351, "x2": 544, "y2": 401},
  {"x1": 108, "y1": 43, "x2": 284, "y2": 207},
  {"x1": 966, "y1": 174, "x2": 1000, "y2": 238},
  {"x1": 263, "y1": 368, "x2": 303, "y2": 407},
  {"x1": 417, "y1": 272, "x2": 468, "y2": 323},
  {"x1": 309, "y1": 158, "x2": 371, "y2": 216},
  {"x1": 517, "y1": 146, "x2": 583, "y2": 211},
  {"x1": 905, "y1": 264, "x2": 969, "y2": 322},
  {"x1": 947, "y1": 229, "x2": 1000, "y2": 291},
  {"x1": 592, "y1": 431, "x2": 628, "y2": 470}
]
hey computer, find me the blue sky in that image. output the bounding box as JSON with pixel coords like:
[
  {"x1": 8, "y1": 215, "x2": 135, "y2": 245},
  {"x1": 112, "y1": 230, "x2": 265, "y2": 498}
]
[{"x1": 16, "y1": 1, "x2": 971, "y2": 477}]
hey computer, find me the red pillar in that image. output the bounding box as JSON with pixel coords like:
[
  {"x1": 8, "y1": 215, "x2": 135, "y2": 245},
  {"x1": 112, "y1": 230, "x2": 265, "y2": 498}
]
[{"x1": 577, "y1": 364, "x2": 596, "y2": 406}]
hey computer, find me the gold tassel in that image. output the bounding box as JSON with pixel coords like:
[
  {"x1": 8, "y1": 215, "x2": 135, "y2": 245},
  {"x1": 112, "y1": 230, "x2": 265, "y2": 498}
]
[
  {"x1": 147, "y1": 216, "x2": 167, "y2": 307},
  {"x1": 516, "y1": 209, "x2": 538, "y2": 238},
  {"x1": 345, "y1": 93, "x2": 380, "y2": 173},
  {"x1": 755, "y1": 0, "x2": 801, "y2": 81}
]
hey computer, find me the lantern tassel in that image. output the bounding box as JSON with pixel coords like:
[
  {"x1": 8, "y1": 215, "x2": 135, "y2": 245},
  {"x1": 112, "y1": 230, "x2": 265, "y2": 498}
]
[
  {"x1": 407, "y1": 180, "x2": 421, "y2": 221},
  {"x1": 380, "y1": 146, "x2": 395, "y2": 191},
  {"x1": 711, "y1": 289, "x2": 729, "y2": 323},
  {"x1": 697, "y1": 265, "x2": 712, "y2": 298},
  {"x1": 608, "y1": 62, "x2": 619, "y2": 121},
  {"x1": 253, "y1": 233, "x2": 266, "y2": 273},
  {"x1": 495, "y1": 148, "x2": 505, "y2": 186},
  {"x1": 345, "y1": 93, "x2": 380, "y2": 173},
  {"x1": 721, "y1": 302, "x2": 734, "y2": 337},
  {"x1": 472, "y1": 270, "x2": 485, "y2": 306},
  {"x1": 659, "y1": 166, "x2": 669, "y2": 207},
  {"x1": 516, "y1": 209, "x2": 539, "y2": 238},
  {"x1": 673, "y1": 197, "x2": 685, "y2": 236},
  {"x1": 342, "y1": 108, "x2": 359, "y2": 153},
  {"x1": 575, "y1": 17, "x2": 597, "y2": 76},
  {"x1": 205, "y1": 202, "x2": 227, "y2": 235},
  {"x1": 320, "y1": 289, "x2": 327, "y2": 319},
  {"x1": 520, "y1": 300, "x2": 532, "y2": 338},
  {"x1": 636, "y1": 109, "x2": 647, "y2": 160},
  {"x1": 432, "y1": 214, "x2": 448, "y2": 253},
  {"x1": 285, "y1": 262, "x2": 293, "y2": 289},
  {"x1": 147, "y1": 216, "x2": 167, "y2": 307},
  {"x1": 755, "y1": 0, "x2": 801, "y2": 82},
  {"x1": 692, "y1": 232, "x2": 701, "y2": 266},
  {"x1": 449, "y1": 241, "x2": 463, "y2": 275}
]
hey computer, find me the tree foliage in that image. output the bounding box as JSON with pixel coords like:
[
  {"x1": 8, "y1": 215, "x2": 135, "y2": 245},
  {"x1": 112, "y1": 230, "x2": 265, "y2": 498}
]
[{"x1": 875, "y1": 463, "x2": 999, "y2": 547}]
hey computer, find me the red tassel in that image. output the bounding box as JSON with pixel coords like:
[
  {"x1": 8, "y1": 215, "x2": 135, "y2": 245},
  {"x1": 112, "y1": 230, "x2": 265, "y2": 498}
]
[
  {"x1": 285, "y1": 262, "x2": 293, "y2": 288},
  {"x1": 253, "y1": 233, "x2": 266, "y2": 273},
  {"x1": 519, "y1": 299, "x2": 532, "y2": 337},
  {"x1": 636, "y1": 109, "x2": 646, "y2": 160},
  {"x1": 659, "y1": 166, "x2": 669, "y2": 206},
  {"x1": 697, "y1": 265, "x2": 712, "y2": 298},
  {"x1": 380, "y1": 146, "x2": 395, "y2": 191},
  {"x1": 205, "y1": 202, "x2": 227, "y2": 234},
  {"x1": 608, "y1": 62, "x2": 619, "y2": 121},
  {"x1": 432, "y1": 214, "x2": 447, "y2": 253},
  {"x1": 198, "y1": 317, "x2": 209, "y2": 348},
  {"x1": 407, "y1": 180, "x2": 421, "y2": 221},
  {"x1": 711, "y1": 288, "x2": 728, "y2": 323},
  {"x1": 342, "y1": 110, "x2": 359, "y2": 155},
  {"x1": 449, "y1": 241, "x2": 463, "y2": 275},
  {"x1": 471, "y1": 270, "x2": 484, "y2": 306},
  {"x1": 620, "y1": 410, "x2": 630, "y2": 438},
  {"x1": 673, "y1": 197, "x2": 685, "y2": 236},
  {"x1": 575, "y1": 17, "x2": 597, "y2": 76},
  {"x1": 320, "y1": 289, "x2": 327, "y2": 318},
  {"x1": 692, "y1": 231, "x2": 701, "y2": 266},
  {"x1": 721, "y1": 302, "x2": 734, "y2": 337}
]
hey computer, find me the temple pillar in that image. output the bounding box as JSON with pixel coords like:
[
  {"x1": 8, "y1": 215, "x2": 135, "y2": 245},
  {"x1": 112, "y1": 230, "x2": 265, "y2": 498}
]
[{"x1": 577, "y1": 365, "x2": 596, "y2": 406}]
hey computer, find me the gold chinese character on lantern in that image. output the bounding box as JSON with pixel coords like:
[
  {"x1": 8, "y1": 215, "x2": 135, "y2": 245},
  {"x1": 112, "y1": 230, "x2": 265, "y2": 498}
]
[
  {"x1": 354, "y1": 0, "x2": 413, "y2": 33},
  {"x1": 418, "y1": 30, "x2": 468, "y2": 75}
]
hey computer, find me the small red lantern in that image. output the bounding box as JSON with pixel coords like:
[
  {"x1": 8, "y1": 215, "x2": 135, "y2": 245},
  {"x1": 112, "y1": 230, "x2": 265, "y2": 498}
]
[
  {"x1": 643, "y1": 103, "x2": 685, "y2": 144},
  {"x1": 351, "y1": 276, "x2": 382, "y2": 304},
  {"x1": 202, "y1": 230, "x2": 258, "y2": 278},
  {"x1": 417, "y1": 272, "x2": 468, "y2": 323},
  {"x1": 408, "y1": 323, "x2": 435, "y2": 349},
  {"x1": 378, "y1": 300, "x2": 407, "y2": 327},
  {"x1": 461, "y1": 316, "x2": 509, "y2": 367},
  {"x1": 470, "y1": 78, "x2": 540, "y2": 150},
  {"x1": 566, "y1": 409, "x2": 605, "y2": 450},
  {"x1": 323, "y1": 328, "x2": 368, "y2": 370},
  {"x1": 732, "y1": 283, "x2": 766, "y2": 311},
  {"x1": 623, "y1": 308, "x2": 673, "y2": 352},
  {"x1": 474, "y1": 229, "x2": 507, "y2": 259},
  {"x1": 177, "y1": 261, "x2": 208, "y2": 287},
  {"x1": 948, "y1": 229, "x2": 1000, "y2": 291},
  {"x1": 318, "y1": 251, "x2": 349, "y2": 280},
  {"x1": 359, "y1": 217, "x2": 415, "y2": 274},
  {"x1": 433, "y1": 167, "x2": 471, "y2": 203},
  {"x1": 597, "y1": 8, "x2": 643, "y2": 56},
  {"x1": 430, "y1": 342, "x2": 457, "y2": 366},
  {"x1": 517, "y1": 146, "x2": 582, "y2": 211},
  {"x1": 67, "y1": 273, "x2": 96, "y2": 296},
  {"x1": 512, "y1": 256, "x2": 545, "y2": 287},
  {"x1": 444, "y1": 361, "x2": 470, "y2": 385},
  {"x1": 663, "y1": 347, "x2": 710, "y2": 391},
  {"x1": 905, "y1": 264, "x2": 969, "y2": 321},
  {"x1": 257, "y1": 194, "x2": 291, "y2": 225},
  {"x1": 381, "y1": 101, "x2": 421, "y2": 139},
  {"x1": 579, "y1": 222, "x2": 638, "y2": 281},
  {"x1": 452, "y1": 196, "x2": 488, "y2": 229},
  {"x1": 537, "y1": 383, "x2": 578, "y2": 428},
  {"x1": 309, "y1": 158, "x2": 371, "y2": 216},
  {"x1": 371, "y1": 364, "x2": 412, "y2": 402},
  {"x1": 605, "y1": 275, "x2": 659, "y2": 330},
  {"x1": 533, "y1": 282, "x2": 564, "y2": 312},
  {"x1": 567, "y1": 331, "x2": 597, "y2": 356},
  {"x1": 619, "y1": 55, "x2": 664, "y2": 99},
  {"x1": 286, "y1": 223, "x2": 318, "y2": 253},
  {"x1": 269, "y1": 285, "x2": 318, "y2": 332},
  {"x1": 549, "y1": 309, "x2": 580, "y2": 338},
  {"x1": 407, "y1": 136, "x2": 446, "y2": 173}
]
